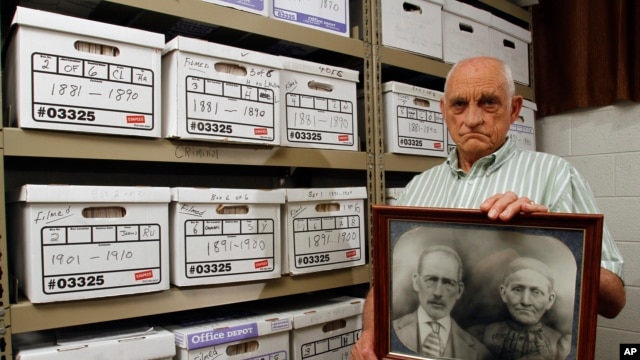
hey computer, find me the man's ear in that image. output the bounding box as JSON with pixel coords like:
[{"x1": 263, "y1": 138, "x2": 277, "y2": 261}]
[
  {"x1": 545, "y1": 292, "x2": 557, "y2": 311},
  {"x1": 509, "y1": 96, "x2": 523, "y2": 125}
]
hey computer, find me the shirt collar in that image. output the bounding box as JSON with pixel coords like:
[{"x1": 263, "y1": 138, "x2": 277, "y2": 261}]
[
  {"x1": 417, "y1": 305, "x2": 451, "y2": 332},
  {"x1": 446, "y1": 137, "x2": 517, "y2": 178}
]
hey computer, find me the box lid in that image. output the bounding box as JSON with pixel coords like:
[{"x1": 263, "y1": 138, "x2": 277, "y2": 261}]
[
  {"x1": 382, "y1": 81, "x2": 443, "y2": 100},
  {"x1": 285, "y1": 187, "x2": 367, "y2": 202},
  {"x1": 15, "y1": 327, "x2": 175, "y2": 360},
  {"x1": 163, "y1": 35, "x2": 282, "y2": 69},
  {"x1": 442, "y1": 0, "x2": 491, "y2": 25},
  {"x1": 280, "y1": 56, "x2": 359, "y2": 82},
  {"x1": 522, "y1": 99, "x2": 537, "y2": 110},
  {"x1": 168, "y1": 312, "x2": 293, "y2": 350},
  {"x1": 490, "y1": 15, "x2": 532, "y2": 43},
  {"x1": 10, "y1": 6, "x2": 164, "y2": 49},
  {"x1": 286, "y1": 296, "x2": 365, "y2": 329},
  {"x1": 171, "y1": 187, "x2": 286, "y2": 204},
  {"x1": 9, "y1": 185, "x2": 171, "y2": 203}
]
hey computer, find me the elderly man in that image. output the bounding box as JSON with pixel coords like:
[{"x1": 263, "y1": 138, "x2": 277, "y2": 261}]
[
  {"x1": 468, "y1": 257, "x2": 571, "y2": 360},
  {"x1": 393, "y1": 246, "x2": 491, "y2": 359},
  {"x1": 350, "y1": 56, "x2": 625, "y2": 360}
]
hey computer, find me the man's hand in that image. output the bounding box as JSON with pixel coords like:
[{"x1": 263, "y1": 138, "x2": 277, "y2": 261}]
[
  {"x1": 480, "y1": 191, "x2": 548, "y2": 221},
  {"x1": 351, "y1": 290, "x2": 378, "y2": 360}
]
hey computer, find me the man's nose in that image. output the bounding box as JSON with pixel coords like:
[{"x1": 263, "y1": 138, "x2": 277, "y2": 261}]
[{"x1": 463, "y1": 105, "x2": 483, "y2": 127}]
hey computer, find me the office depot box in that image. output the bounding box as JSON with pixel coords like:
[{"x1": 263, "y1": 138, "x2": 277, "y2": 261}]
[
  {"x1": 285, "y1": 296, "x2": 364, "y2": 360},
  {"x1": 270, "y1": 0, "x2": 350, "y2": 37},
  {"x1": 8, "y1": 184, "x2": 171, "y2": 303},
  {"x1": 203, "y1": 0, "x2": 270, "y2": 16},
  {"x1": 162, "y1": 36, "x2": 281, "y2": 145},
  {"x1": 381, "y1": 0, "x2": 443, "y2": 59},
  {"x1": 15, "y1": 325, "x2": 176, "y2": 360},
  {"x1": 170, "y1": 187, "x2": 285, "y2": 286},
  {"x1": 509, "y1": 99, "x2": 537, "y2": 151},
  {"x1": 382, "y1": 81, "x2": 448, "y2": 157},
  {"x1": 489, "y1": 15, "x2": 532, "y2": 85},
  {"x1": 280, "y1": 57, "x2": 359, "y2": 151},
  {"x1": 167, "y1": 311, "x2": 292, "y2": 360},
  {"x1": 283, "y1": 187, "x2": 367, "y2": 275},
  {"x1": 442, "y1": 0, "x2": 491, "y2": 64},
  {"x1": 3, "y1": 7, "x2": 164, "y2": 137}
]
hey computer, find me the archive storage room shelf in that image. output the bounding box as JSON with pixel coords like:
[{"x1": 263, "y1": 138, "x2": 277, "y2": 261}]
[{"x1": 0, "y1": 0, "x2": 533, "y2": 356}]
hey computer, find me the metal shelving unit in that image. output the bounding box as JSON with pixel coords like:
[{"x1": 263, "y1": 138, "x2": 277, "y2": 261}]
[{"x1": 0, "y1": 0, "x2": 533, "y2": 357}]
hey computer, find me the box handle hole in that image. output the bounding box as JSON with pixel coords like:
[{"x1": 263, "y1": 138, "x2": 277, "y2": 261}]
[
  {"x1": 402, "y1": 2, "x2": 422, "y2": 14},
  {"x1": 82, "y1": 206, "x2": 126, "y2": 218},
  {"x1": 217, "y1": 205, "x2": 249, "y2": 214},
  {"x1": 226, "y1": 340, "x2": 259, "y2": 355},
  {"x1": 215, "y1": 62, "x2": 248, "y2": 76},
  {"x1": 413, "y1": 98, "x2": 431, "y2": 107},
  {"x1": 322, "y1": 319, "x2": 347, "y2": 332},
  {"x1": 503, "y1": 39, "x2": 516, "y2": 49},
  {"x1": 459, "y1": 23, "x2": 474, "y2": 33},
  {"x1": 74, "y1": 41, "x2": 120, "y2": 57},
  {"x1": 308, "y1": 81, "x2": 334, "y2": 92},
  {"x1": 315, "y1": 203, "x2": 340, "y2": 212}
]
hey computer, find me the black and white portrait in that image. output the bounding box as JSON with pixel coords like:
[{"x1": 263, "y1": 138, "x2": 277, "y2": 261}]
[{"x1": 389, "y1": 222, "x2": 578, "y2": 360}]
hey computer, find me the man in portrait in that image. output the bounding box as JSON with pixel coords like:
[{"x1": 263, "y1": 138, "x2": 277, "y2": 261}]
[
  {"x1": 468, "y1": 257, "x2": 571, "y2": 360},
  {"x1": 393, "y1": 245, "x2": 491, "y2": 359}
]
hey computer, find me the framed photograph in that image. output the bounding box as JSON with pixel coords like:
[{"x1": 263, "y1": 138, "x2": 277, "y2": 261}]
[{"x1": 373, "y1": 205, "x2": 603, "y2": 360}]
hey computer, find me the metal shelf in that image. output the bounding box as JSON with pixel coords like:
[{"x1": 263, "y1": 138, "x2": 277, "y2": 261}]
[
  {"x1": 383, "y1": 153, "x2": 446, "y2": 173},
  {"x1": 2, "y1": 128, "x2": 368, "y2": 170},
  {"x1": 104, "y1": 0, "x2": 366, "y2": 59},
  {"x1": 10, "y1": 265, "x2": 371, "y2": 334}
]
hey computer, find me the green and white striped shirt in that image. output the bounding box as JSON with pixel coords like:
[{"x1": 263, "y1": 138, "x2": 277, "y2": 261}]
[{"x1": 396, "y1": 137, "x2": 624, "y2": 278}]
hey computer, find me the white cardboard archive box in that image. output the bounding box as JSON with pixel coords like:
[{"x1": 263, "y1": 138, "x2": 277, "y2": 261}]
[
  {"x1": 382, "y1": 81, "x2": 448, "y2": 157},
  {"x1": 270, "y1": 0, "x2": 350, "y2": 37},
  {"x1": 489, "y1": 15, "x2": 532, "y2": 85},
  {"x1": 8, "y1": 184, "x2": 171, "y2": 303},
  {"x1": 169, "y1": 187, "x2": 285, "y2": 286},
  {"x1": 14, "y1": 325, "x2": 176, "y2": 360},
  {"x1": 203, "y1": 0, "x2": 271, "y2": 16},
  {"x1": 3, "y1": 7, "x2": 164, "y2": 137},
  {"x1": 283, "y1": 187, "x2": 367, "y2": 275},
  {"x1": 285, "y1": 296, "x2": 364, "y2": 360},
  {"x1": 162, "y1": 36, "x2": 281, "y2": 145},
  {"x1": 280, "y1": 57, "x2": 359, "y2": 151},
  {"x1": 509, "y1": 99, "x2": 537, "y2": 151},
  {"x1": 381, "y1": 0, "x2": 444, "y2": 59},
  {"x1": 167, "y1": 311, "x2": 293, "y2": 360},
  {"x1": 442, "y1": 0, "x2": 492, "y2": 64}
]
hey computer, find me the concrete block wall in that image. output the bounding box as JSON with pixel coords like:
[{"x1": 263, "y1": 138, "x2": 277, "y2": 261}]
[{"x1": 536, "y1": 100, "x2": 640, "y2": 359}]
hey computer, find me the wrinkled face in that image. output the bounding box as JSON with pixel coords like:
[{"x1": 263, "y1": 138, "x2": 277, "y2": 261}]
[
  {"x1": 441, "y1": 58, "x2": 522, "y2": 163},
  {"x1": 500, "y1": 269, "x2": 556, "y2": 325},
  {"x1": 412, "y1": 252, "x2": 464, "y2": 320}
]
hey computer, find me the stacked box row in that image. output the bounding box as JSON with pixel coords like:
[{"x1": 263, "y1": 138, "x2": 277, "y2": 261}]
[
  {"x1": 380, "y1": 0, "x2": 533, "y2": 86},
  {"x1": 3, "y1": 7, "x2": 360, "y2": 151},
  {"x1": 8, "y1": 184, "x2": 367, "y2": 303},
  {"x1": 14, "y1": 295, "x2": 365, "y2": 360}
]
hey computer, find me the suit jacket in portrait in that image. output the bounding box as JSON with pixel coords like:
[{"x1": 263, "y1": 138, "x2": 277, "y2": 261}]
[{"x1": 393, "y1": 310, "x2": 492, "y2": 360}]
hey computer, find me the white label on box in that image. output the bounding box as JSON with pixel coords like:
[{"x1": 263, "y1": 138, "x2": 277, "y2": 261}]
[
  {"x1": 272, "y1": 0, "x2": 348, "y2": 33},
  {"x1": 41, "y1": 223, "x2": 162, "y2": 294},
  {"x1": 31, "y1": 52, "x2": 155, "y2": 130},
  {"x1": 185, "y1": 76, "x2": 276, "y2": 141},
  {"x1": 285, "y1": 93, "x2": 354, "y2": 148},
  {"x1": 183, "y1": 217, "x2": 276, "y2": 278},
  {"x1": 291, "y1": 204, "x2": 363, "y2": 269},
  {"x1": 394, "y1": 105, "x2": 446, "y2": 153},
  {"x1": 300, "y1": 328, "x2": 361, "y2": 359},
  {"x1": 509, "y1": 119, "x2": 535, "y2": 150}
]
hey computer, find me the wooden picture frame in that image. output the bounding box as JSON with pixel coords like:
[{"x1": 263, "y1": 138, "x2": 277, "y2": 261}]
[{"x1": 373, "y1": 205, "x2": 603, "y2": 360}]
